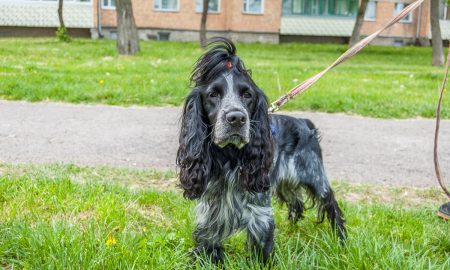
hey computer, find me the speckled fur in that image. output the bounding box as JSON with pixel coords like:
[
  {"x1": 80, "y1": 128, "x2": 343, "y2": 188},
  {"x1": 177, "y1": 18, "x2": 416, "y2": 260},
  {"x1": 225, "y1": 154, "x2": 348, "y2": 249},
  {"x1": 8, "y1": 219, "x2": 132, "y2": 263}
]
[{"x1": 177, "y1": 38, "x2": 346, "y2": 266}]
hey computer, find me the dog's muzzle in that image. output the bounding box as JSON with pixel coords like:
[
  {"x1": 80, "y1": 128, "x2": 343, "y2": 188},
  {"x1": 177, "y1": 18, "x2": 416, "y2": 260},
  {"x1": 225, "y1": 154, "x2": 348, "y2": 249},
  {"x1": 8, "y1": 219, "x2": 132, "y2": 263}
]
[{"x1": 214, "y1": 110, "x2": 250, "y2": 148}]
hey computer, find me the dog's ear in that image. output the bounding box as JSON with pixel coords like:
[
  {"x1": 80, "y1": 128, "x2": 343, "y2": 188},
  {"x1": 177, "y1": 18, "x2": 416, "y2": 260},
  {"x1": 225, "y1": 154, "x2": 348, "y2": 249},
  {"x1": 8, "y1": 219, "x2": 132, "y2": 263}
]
[
  {"x1": 241, "y1": 90, "x2": 274, "y2": 193},
  {"x1": 176, "y1": 90, "x2": 211, "y2": 200}
]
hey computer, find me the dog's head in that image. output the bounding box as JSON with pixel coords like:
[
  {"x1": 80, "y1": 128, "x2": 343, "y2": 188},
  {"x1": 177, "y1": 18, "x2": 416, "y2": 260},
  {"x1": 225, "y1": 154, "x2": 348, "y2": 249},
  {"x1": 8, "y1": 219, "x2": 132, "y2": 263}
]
[
  {"x1": 177, "y1": 38, "x2": 273, "y2": 199},
  {"x1": 192, "y1": 38, "x2": 263, "y2": 148}
]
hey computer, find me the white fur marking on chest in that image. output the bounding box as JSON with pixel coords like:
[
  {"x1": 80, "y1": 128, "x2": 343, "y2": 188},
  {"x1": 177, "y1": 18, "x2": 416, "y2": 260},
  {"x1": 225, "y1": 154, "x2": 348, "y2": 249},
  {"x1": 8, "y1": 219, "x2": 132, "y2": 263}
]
[{"x1": 195, "y1": 169, "x2": 272, "y2": 243}]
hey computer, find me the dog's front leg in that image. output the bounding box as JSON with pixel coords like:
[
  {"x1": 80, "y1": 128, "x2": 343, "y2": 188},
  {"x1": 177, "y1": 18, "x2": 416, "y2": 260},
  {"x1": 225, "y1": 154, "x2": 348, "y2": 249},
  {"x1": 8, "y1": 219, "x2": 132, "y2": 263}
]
[
  {"x1": 246, "y1": 208, "x2": 275, "y2": 265},
  {"x1": 192, "y1": 240, "x2": 224, "y2": 265},
  {"x1": 192, "y1": 202, "x2": 226, "y2": 265}
]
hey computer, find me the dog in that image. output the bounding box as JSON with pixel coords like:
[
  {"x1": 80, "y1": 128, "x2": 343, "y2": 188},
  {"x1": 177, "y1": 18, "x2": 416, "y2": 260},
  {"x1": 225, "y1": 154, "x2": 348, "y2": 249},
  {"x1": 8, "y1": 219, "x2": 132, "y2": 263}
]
[{"x1": 176, "y1": 37, "x2": 346, "y2": 265}]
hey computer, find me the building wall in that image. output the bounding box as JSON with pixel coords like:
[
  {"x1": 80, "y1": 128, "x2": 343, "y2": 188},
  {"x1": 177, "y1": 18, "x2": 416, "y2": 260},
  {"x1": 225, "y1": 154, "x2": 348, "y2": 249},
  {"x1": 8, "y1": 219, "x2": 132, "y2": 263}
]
[
  {"x1": 0, "y1": 0, "x2": 93, "y2": 28},
  {"x1": 360, "y1": 0, "x2": 430, "y2": 42},
  {"x1": 93, "y1": 0, "x2": 281, "y2": 42},
  {"x1": 0, "y1": 26, "x2": 91, "y2": 38},
  {"x1": 225, "y1": 0, "x2": 281, "y2": 33},
  {"x1": 0, "y1": 0, "x2": 442, "y2": 45}
]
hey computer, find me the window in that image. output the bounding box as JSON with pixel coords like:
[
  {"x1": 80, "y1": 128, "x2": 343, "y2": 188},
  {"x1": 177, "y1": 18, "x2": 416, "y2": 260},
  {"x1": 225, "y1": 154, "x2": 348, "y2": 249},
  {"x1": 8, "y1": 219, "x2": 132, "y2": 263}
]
[
  {"x1": 195, "y1": 0, "x2": 220, "y2": 13},
  {"x1": 394, "y1": 3, "x2": 412, "y2": 23},
  {"x1": 364, "y1": 1, "x2": 376, "y2": 21},
  {"x1": 283, "y1": 0, "x2": 358, "y2": 17},
  {"x1": 154, "y1": 0, "x2": 179, "y2": 11},
  {"x1": 331, "y1": 0, "x2": 358, "y2": 16},
  {"x1": 243, "y1": 0, "x2": 263, "y2": 14},
  {"x1": 439, "y1": 1, "x2": 450, "y2": 20},
  {"x1": 292, "y1": 0, "x2": 303, "y2": 14},
  {"x1": 102, "y1": 0, "x2": 115, "y2": 9}
]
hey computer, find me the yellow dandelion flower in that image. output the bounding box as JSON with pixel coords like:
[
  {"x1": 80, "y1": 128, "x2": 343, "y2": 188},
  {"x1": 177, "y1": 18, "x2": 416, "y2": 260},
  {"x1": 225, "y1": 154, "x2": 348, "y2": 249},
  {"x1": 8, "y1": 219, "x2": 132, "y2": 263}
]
[
  {"x1": 106, "y1": 235, "x2": 117, "y2": 246},
  {"x1": 99, "y1": 79, "x2": 105, "y2": 85}
]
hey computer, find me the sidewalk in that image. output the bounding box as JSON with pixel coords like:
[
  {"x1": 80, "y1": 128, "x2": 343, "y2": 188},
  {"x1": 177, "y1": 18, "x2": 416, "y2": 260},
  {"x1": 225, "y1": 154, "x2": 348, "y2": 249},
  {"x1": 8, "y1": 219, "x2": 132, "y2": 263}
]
[{"x1": 1, "y1": 100, "x2": 449, "y2": 188}]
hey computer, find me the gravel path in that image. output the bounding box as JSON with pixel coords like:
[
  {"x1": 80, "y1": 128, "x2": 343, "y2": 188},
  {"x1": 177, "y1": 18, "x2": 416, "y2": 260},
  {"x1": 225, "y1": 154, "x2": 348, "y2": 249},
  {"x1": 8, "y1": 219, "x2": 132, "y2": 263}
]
[{"x1": 1, "y1": 100, "x2": 449, "y2": 188}]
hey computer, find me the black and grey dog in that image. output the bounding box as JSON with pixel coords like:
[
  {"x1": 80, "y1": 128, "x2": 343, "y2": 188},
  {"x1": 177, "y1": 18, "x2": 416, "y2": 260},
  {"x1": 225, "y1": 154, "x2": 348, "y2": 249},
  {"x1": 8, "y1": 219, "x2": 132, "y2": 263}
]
[{"x1": 177, "y1": 38, "x2": 346, "y2": 264}]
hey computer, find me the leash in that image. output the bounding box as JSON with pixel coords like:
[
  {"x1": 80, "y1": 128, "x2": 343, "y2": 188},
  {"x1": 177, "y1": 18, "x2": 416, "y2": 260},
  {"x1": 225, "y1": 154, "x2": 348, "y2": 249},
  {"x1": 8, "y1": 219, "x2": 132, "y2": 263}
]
[
  {"x1": 269, "y1": 0, "x2": 425, "y2": 113},
  {"x1": 267, "y1": 0, "x2": 450, "y2": 198},
  {"x1": 434, "y1": 45, "x2": 450, "y2": 200}
]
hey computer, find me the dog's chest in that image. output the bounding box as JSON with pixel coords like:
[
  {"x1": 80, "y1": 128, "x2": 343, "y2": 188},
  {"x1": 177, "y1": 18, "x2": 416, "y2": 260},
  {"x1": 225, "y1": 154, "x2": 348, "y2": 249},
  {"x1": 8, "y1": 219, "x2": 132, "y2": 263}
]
[
  {"x1": 198, "y1": 172, "x2": 249, "y2": 225},
  {"x1": 195, "y1": 171, "x2": 271, "y2": 240}
]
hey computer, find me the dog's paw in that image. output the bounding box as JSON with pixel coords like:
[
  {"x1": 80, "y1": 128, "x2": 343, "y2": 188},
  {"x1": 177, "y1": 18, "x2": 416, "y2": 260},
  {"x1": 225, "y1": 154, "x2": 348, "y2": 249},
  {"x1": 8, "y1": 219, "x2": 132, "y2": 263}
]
[
  {"x1": 192, "y1": 245, "x2": 225, "y2": 266},
  {"x1": 288, "y1": 210, "x2": 304, "y2": 224}
]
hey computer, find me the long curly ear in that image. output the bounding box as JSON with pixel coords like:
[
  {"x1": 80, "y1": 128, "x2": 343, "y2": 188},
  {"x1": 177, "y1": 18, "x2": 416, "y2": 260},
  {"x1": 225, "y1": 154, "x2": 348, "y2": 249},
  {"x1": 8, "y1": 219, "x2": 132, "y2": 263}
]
[
  {"x1": 176, "y1": 90, "x2": 211, "y2": 200},
  {"x1": 241, "y1": 90, "x2": 274, "y2": 193}
]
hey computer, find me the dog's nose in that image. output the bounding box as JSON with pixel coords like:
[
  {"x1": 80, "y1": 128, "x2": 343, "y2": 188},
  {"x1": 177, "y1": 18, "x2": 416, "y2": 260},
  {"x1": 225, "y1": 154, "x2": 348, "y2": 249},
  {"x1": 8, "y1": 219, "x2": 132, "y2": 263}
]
[{"x1": 226, "y1": 111, "x2": 246, "y2": 127}]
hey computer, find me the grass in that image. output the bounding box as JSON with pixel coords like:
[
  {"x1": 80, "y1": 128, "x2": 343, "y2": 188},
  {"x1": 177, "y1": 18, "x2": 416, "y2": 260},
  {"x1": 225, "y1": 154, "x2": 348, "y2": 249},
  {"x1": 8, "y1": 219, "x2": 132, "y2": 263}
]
[
  {"x1": 1, "y1": 163, "x2": 449, "y2": 269},
  {"x1": 0, "y1": 38, "x2": 449, "y2": 118}
]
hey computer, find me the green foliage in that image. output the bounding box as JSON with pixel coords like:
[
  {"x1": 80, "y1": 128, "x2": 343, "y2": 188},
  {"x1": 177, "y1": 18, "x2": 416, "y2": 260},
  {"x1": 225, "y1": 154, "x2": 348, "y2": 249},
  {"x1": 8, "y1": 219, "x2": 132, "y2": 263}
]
[
  {"x1": 0, "y1": 164, "x2": 449, "y2": 269},
  {"x1": 0, "y1": 38, "x2": 448, "y2": 118},
  {"x1": 55, "y1": 27, "x2": 71, "y2": 43}
]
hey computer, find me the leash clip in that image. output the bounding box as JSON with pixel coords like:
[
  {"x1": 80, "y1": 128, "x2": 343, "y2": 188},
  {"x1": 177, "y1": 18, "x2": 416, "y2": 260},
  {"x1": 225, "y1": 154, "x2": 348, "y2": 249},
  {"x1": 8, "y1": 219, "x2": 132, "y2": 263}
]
[{"x1": 269, "y1": 102, "x2": 279, "y2": 113}]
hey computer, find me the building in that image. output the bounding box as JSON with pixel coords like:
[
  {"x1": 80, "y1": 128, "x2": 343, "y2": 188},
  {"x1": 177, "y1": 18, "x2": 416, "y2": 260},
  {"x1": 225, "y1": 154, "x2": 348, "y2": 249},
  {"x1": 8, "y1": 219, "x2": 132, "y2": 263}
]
[
  {"x1": 0, "y1": 0, "x2": 93, "y2": 37},
  {"x1": 0, "y1": 0, "x2": 449, "y2": 46},
  {"x1": 281, "y1": 0, "x2": 437, "y2": 46},
  {"x1": 94, "y1": 0, "x2": 281, "y2": 43}
]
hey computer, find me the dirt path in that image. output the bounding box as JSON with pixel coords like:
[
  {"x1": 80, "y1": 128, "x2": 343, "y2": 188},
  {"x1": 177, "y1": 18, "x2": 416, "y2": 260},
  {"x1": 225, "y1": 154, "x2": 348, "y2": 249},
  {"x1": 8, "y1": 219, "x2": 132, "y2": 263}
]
[{"x1": 1, "y1": 100, "x2": 449, "y2": 188}]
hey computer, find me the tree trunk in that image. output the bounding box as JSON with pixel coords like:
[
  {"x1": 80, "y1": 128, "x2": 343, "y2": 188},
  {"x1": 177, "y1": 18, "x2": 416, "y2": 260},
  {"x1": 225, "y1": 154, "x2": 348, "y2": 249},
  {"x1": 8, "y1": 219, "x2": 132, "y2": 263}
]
[
  {"x1": 58, "y1": 0, "x2": 66, "y2": 30},
  {"x1": 116, "y1": 0, "x2": 140, "y2": 55},
  {"x1": 349, "y1": 0, "x2": 369, "y2": 47},
  {"x1": 431, "y1": 0, "x2": 444, "y2": 66},
  {"x1": 56, "y1": 0, "x2": 70, "y2": 41},
  {"x1": 200, "y1": 0, "x2": 210, "y2": 48}
]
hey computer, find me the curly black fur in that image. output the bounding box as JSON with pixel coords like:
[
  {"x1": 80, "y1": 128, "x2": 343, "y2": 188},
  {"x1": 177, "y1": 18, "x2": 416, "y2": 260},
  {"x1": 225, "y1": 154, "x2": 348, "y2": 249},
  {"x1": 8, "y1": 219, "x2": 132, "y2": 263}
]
[
  {"x1": 176, "y1": 89, "x2": 211, "y2": 199},
  {"x1": 177, "y1": 37, "x2": 274, "y2": 198},
  {"x1": 177, "y1": 37, "x2": 346, "y2": 265},
  {"x1": 240, "y1": 93, "x2": 273, "y2": 193}
]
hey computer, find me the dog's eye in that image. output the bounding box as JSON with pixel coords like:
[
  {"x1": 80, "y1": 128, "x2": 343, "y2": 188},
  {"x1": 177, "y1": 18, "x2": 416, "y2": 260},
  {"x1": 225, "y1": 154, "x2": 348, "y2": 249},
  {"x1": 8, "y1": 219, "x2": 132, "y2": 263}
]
[
  {"x1": 209, "y1": 91, "x2": 219, "y2": 98},
  {"x1": 241, "y1": 91, "x2": 252, "y2": 99}
]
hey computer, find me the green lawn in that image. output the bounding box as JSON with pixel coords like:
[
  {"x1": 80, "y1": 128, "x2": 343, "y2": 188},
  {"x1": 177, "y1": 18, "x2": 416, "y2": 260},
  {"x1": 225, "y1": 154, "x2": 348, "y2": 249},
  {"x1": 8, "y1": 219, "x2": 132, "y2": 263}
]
[
  {"x1": 0, "y1": 164, "x2": 449, "y2": 269},
  {"x1": 0, "y1": 38, "x2": 448, "y2": 118}
]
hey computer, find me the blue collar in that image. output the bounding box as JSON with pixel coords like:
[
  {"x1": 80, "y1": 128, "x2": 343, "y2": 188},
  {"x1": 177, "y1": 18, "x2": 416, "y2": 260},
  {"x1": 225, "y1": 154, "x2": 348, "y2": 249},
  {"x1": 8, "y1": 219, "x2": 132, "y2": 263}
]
[{"x1": 270, "y1": 124, "x2": 278, "y2": 136}]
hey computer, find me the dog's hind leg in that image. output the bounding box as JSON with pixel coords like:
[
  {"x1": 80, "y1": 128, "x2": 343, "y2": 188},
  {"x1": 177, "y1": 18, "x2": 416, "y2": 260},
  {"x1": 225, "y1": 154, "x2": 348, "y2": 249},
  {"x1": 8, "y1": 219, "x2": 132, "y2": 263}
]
[
  {"x1": 275, "y1": 180, "x2": 305, "y2": 223},
  {"x1": 290, "y1": 128, "x2": 347, "y2": 240},
  {"x1": 299, "y1": 150, "x2": 347, "y2": 240},
  {"x1": 288, "y1": 199, "x2": 305, "y2": 223},
  {"x1": 319, "y1": 188, "x2": 346, "y2": 241}
]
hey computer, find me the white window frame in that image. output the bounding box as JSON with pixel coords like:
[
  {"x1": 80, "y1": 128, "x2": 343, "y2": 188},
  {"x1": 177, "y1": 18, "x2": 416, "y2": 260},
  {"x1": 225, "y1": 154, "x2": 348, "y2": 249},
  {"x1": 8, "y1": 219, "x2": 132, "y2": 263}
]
[
  {"x1": 364, "y1": 1, "x2": 376, "y2": 21},
  {"x1": 311, "y1": 0, "x2": 319, "y2": 15},
  {"x1": 243, "y1": 0, "x2": 264, "y2": 15},
  {"x1": 195, "y1": 0, "x2": 221, "y2": 14},
  {"x1": 153, "y1": 0, "x2": 180, "y2": 12},
  {"x1": 394, "y1": 3, "x2": 412, "y2": 23},
  {"x1": 102, "y1": 0, "x2": 115, "y2": 10}
]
